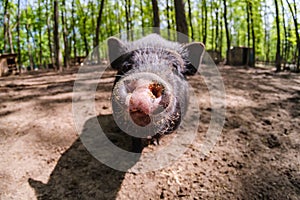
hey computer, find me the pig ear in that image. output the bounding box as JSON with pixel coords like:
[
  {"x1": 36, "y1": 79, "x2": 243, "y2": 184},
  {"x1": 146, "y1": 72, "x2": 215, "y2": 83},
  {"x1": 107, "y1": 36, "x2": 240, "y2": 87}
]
[
  {"x1": 183, "y1": 42, "x2": 205, "y2": 75},
  {"x1": 107, "y1": 37, "x2": 127, "y2": 69}
]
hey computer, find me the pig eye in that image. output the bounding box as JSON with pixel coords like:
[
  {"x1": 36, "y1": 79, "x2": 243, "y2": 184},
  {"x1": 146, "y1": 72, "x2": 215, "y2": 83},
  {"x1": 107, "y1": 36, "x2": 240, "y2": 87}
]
[
  {"x1": 172, "y1": 62, "x2": 183, "y2": 72},
  {"x1": 121, "y1": 61, "x2": 133, "y2": 73}
]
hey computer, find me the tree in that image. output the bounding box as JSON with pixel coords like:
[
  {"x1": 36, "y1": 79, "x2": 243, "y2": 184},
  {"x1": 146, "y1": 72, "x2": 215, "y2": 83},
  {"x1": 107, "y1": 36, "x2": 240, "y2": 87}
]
[
  {"x1": 174, "y1": 0, "x2": 188, "y2": 42},
  {"x1": 38, "y1": 0, "x2": 43, "y2": 67},
  {"x1": 187, "y1": 0, "x2": 194, "y2": 40},
  {"x1": 94, "y1": 0, "x2": 105, "y2": 63},
  {"x1": 77, "y1": 1, "x2": 89, "y2": 57},
  {"x1": 263, "y1": 0, "x2": 271, "y2": 62},
  {"x1": 202, "y1": 0, "x2": 208, "y2": 45},
  {"x1": 61, "y1": 0, "x2": 69, "y2": 69},
  {"x1": 246, "y1": 1, "x2": 251, "y2": 48},
  {"x1": 71, "y1": 0, "x2": 77, "y2": 60},
  {"x1": 151, "y1": 0, "x2": 160, "y2": 34},
  {"x1": 3, "y1": 0, "x2": 9, "y2": 52},
  {"x1": 25, "y1": 7, "x2": 34, "y2": 70},
  {"x1": 53, "y1": 0, "x2": 60, "y2": 71},
  {"x1": 274, "y1": 0, "x2": 281, "y2": 72},
  {"x1": 2, "y1": 0, "x2": 14, "y2": 54},
  {"x1": 280, "y1": 0, "x2": 288, "y2": 69},
  {"x1": 223, "y1": 0, "x2": 231, "y2": 64},
  {"x1": 95, "y1": 0, "x2": 105, "y2": 48},
  {"x1": 286, "y1": 0, "x2": 300, "y2": 71},
  {"x1": 125, "y1": 0, "x2": 131, "y2": 40},
  {"x1": 139, "y1": 0, "x2": 145, "y2": 35},
  {"x1": 46, "y1": 0, "x2": 55, "y2": 67},
  {"x1": 166, "y1": 0, "x2": 171, "y2": 39},
  {"x1": 215, "y1": 0, "x2": 220, "y2": 52},
  {"x1": 249, "y1": 1, "x2": 255, "y2": 67},
  {"x1": 16, "y1": 0, "x2": 21, "y2": 71}
]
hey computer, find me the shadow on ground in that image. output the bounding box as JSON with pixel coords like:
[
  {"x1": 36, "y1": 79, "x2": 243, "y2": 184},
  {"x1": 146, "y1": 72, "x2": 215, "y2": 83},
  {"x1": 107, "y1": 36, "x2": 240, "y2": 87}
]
[{"x1": 28, "y1": 114, "x2": 141, "y2": 200}]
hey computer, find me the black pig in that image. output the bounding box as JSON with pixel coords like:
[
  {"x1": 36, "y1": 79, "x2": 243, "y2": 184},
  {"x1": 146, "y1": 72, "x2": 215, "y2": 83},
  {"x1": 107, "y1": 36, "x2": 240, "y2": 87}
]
[{"x1": 108, "y1": 34, "x2": 204, "y2": 152}]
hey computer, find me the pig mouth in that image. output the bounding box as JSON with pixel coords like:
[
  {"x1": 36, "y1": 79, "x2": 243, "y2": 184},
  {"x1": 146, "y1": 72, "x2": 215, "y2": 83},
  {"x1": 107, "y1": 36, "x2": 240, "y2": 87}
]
[{"x1": 129, "y1": 109, "x2": 151, "y2": 127}]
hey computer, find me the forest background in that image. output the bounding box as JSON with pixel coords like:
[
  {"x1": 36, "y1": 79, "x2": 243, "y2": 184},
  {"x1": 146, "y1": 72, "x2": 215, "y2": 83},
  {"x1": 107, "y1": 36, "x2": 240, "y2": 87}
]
[{"x1": 1, "y1": 0, "x2": 299, "y2": 72}]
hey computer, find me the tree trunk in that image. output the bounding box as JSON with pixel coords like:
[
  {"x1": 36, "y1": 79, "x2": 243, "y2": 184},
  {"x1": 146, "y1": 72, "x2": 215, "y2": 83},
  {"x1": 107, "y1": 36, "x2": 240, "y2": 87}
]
[
  {"x1": 25, "y1": 8, "x2": 34, "y2": 71},
  {"x1": 249, "y1": 3, "x2": 255, "y2": 67},
  {"x1": 46, "y1": 0, "x2": 55, "y2": 68},
  {"x1": 166, "y1": 0, "x2": 171, "y2": 39},
  {"x1": 280, "y1": 0, "x2": 288, "y2": 69},
  {"x1": 211, "y1": 1, "x2": 215, "y2": 49},
  {"x1": 170, "y1": 0, "x2": 177, "y2": 40},
  {"x1": 223, "y1": 0, "x2": 231, "y2": 64},
  {"x1": 95, "y1": 0, "x2": 105, "y2": 48},
  {"x1": 246, "y1": 2, "x2": 251, "y2": 47},
  {"x1": 94, "y1": 0, "x2": 105, "y2": 63},
  {"x1": 17, "y1": 0, "x2": 21, "y2": 72},
  {"x1": 139, "y1": 0, "x2": 145, "y2": 36},
  {"x1": 174, "y1": 0, "x2": 188, "y2": 42},
  {"x1": 202, "y1": 0, "x2": 207, "y2": 45},
  {"x1": 286, "y1": 0, "x2": 300, "y2": 71},
  {"x1": 90, "y1": 1, "x2": 96, "y2": 47},
  {"x1": 116, "y1": 2, "x2": 121, "y2": 34},
  {"x1": 274, "y1": 0, "x2": 281, "y2": 72},
  {"x1": 125, "y1": 0, "x2": 130, "y2": 40},
  {"x1": 219, "y1": 7, "x2": 223, "y2": 59},
  {"x1": 82, "y1": 16, "x2": 89, "y2": 57},
  {"x1": 215, "y1": 2, "x2": 219, "y2": 51},
  {"x1": 187, "y1": 0, "x2": 194, "y2": 40},
  {"x1": 128, "y1": 0, "x2": 134, "y2": 40},
  {"x1": 108, "y1": 6, "x2": 113, "y2": 37},
  {"x1": 7, "y1": 14, "x2": 14, "y2": 54},
  {"x1": 3, "y1": 0, "x2": 9, "y2": 52},
  {"x1": 61, "y1": 0, "x2": 69, "y2": 69},
  {"x1": 71, "y1": 0, "x2": 77, "y2": 61},
  {"x1": 76, "y1": 1, "x2": 88, "y2": 57},
  {"x1": 151, "y1": 0, "x2": 160, "y2": 34},
  {"x1": 263, "y1": 1, "x2": 270, "y2": 62},
  {"x1": 38, "y1": 0, "x2": 43, "y2": 67},
  {"x1": 53, "y1": 0, "x2": 61, "y2": 71}
]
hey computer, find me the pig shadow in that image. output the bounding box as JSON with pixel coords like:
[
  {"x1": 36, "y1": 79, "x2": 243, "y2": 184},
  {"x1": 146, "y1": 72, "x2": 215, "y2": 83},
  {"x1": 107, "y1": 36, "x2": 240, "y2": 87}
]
[{"x1": 28, "y1": 114, "x2": 142, "y2": 200}]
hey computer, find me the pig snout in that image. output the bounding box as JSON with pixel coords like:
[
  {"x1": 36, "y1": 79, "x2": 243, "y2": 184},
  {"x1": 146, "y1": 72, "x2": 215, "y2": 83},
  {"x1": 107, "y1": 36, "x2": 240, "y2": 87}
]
[
  {"x1": 112, "y1": 72, "x2": 174, "y2": 129},
  {"x1": 127, "y1": 81, "x2": 163, "y2": 126}
]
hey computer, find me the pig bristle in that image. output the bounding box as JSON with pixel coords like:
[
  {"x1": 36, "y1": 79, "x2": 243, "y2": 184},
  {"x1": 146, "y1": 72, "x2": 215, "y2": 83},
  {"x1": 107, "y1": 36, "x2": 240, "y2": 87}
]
[{"x1": 124, "y1": 34, "x2": 188, "y2": 58}]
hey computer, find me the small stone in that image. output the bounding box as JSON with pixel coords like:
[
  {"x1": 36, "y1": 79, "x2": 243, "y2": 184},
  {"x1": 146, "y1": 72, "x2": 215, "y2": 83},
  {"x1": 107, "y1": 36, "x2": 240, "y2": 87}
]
[
  {"x1": 267, "y1": 134, "x2": 280, "y2": 148},
  {"x1": 263, "y1": 119, "x2": 272, "y2": 125}
]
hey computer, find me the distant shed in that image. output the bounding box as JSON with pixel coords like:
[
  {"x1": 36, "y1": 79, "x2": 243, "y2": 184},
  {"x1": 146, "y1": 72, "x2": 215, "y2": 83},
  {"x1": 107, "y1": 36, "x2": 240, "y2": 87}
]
[
  {"x1": 207, "y1": 50, "x2": 222, "y2": 64},
  {"x1": 229, "y1": 47, "x2": 254, "y2": 67},
  {"x1": 0, "y1": 53, "x2": 18, "y2": 77}
]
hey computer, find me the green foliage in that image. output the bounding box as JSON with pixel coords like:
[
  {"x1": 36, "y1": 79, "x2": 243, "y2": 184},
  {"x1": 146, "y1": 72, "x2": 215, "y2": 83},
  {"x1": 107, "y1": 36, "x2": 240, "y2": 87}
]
[{"x1": 1, "y1": 0, "x2": 299, "y2": 67}]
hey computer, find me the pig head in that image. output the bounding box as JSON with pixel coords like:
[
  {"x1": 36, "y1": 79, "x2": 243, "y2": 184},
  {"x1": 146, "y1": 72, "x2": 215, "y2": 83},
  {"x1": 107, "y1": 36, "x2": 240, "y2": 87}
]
[{"x1": 107, "y1": 34, "x2": 204, "y2": 148}]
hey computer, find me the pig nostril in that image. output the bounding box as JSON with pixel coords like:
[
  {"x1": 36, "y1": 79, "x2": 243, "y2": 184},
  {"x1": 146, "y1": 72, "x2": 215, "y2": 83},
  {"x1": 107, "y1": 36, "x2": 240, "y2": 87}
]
[{"x1": 149, "y1": 82, "x2": 164, "y2": 98}]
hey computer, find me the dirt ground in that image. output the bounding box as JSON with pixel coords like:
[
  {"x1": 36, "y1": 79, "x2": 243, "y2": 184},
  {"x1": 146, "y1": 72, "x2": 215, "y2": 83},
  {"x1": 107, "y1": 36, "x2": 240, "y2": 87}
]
[{"x1": 0, "y1": 65, "x2": 299, "y2": 200}]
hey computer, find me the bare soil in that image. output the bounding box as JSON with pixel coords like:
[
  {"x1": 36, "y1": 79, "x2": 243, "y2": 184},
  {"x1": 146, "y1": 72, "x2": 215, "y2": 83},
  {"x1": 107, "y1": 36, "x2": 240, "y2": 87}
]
[{"x1": 0, "y1": 65, "x2": 299, "y2": 200}]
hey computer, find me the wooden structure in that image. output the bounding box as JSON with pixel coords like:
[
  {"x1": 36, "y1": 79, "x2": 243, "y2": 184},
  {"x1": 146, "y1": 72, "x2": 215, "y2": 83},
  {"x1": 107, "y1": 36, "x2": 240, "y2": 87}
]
[
  {"x1": 229, "y1": 47, "x2": 254, "y2": 67},
  {"x1": 0, "y1": 53, "x2": 17, "y2": 77},
  {"x1": 70, "y1": 56, "x2": 86, "y2": 66},
  {"x1": 207, "y1": 50, "x2": 222, "y2": 64}
]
